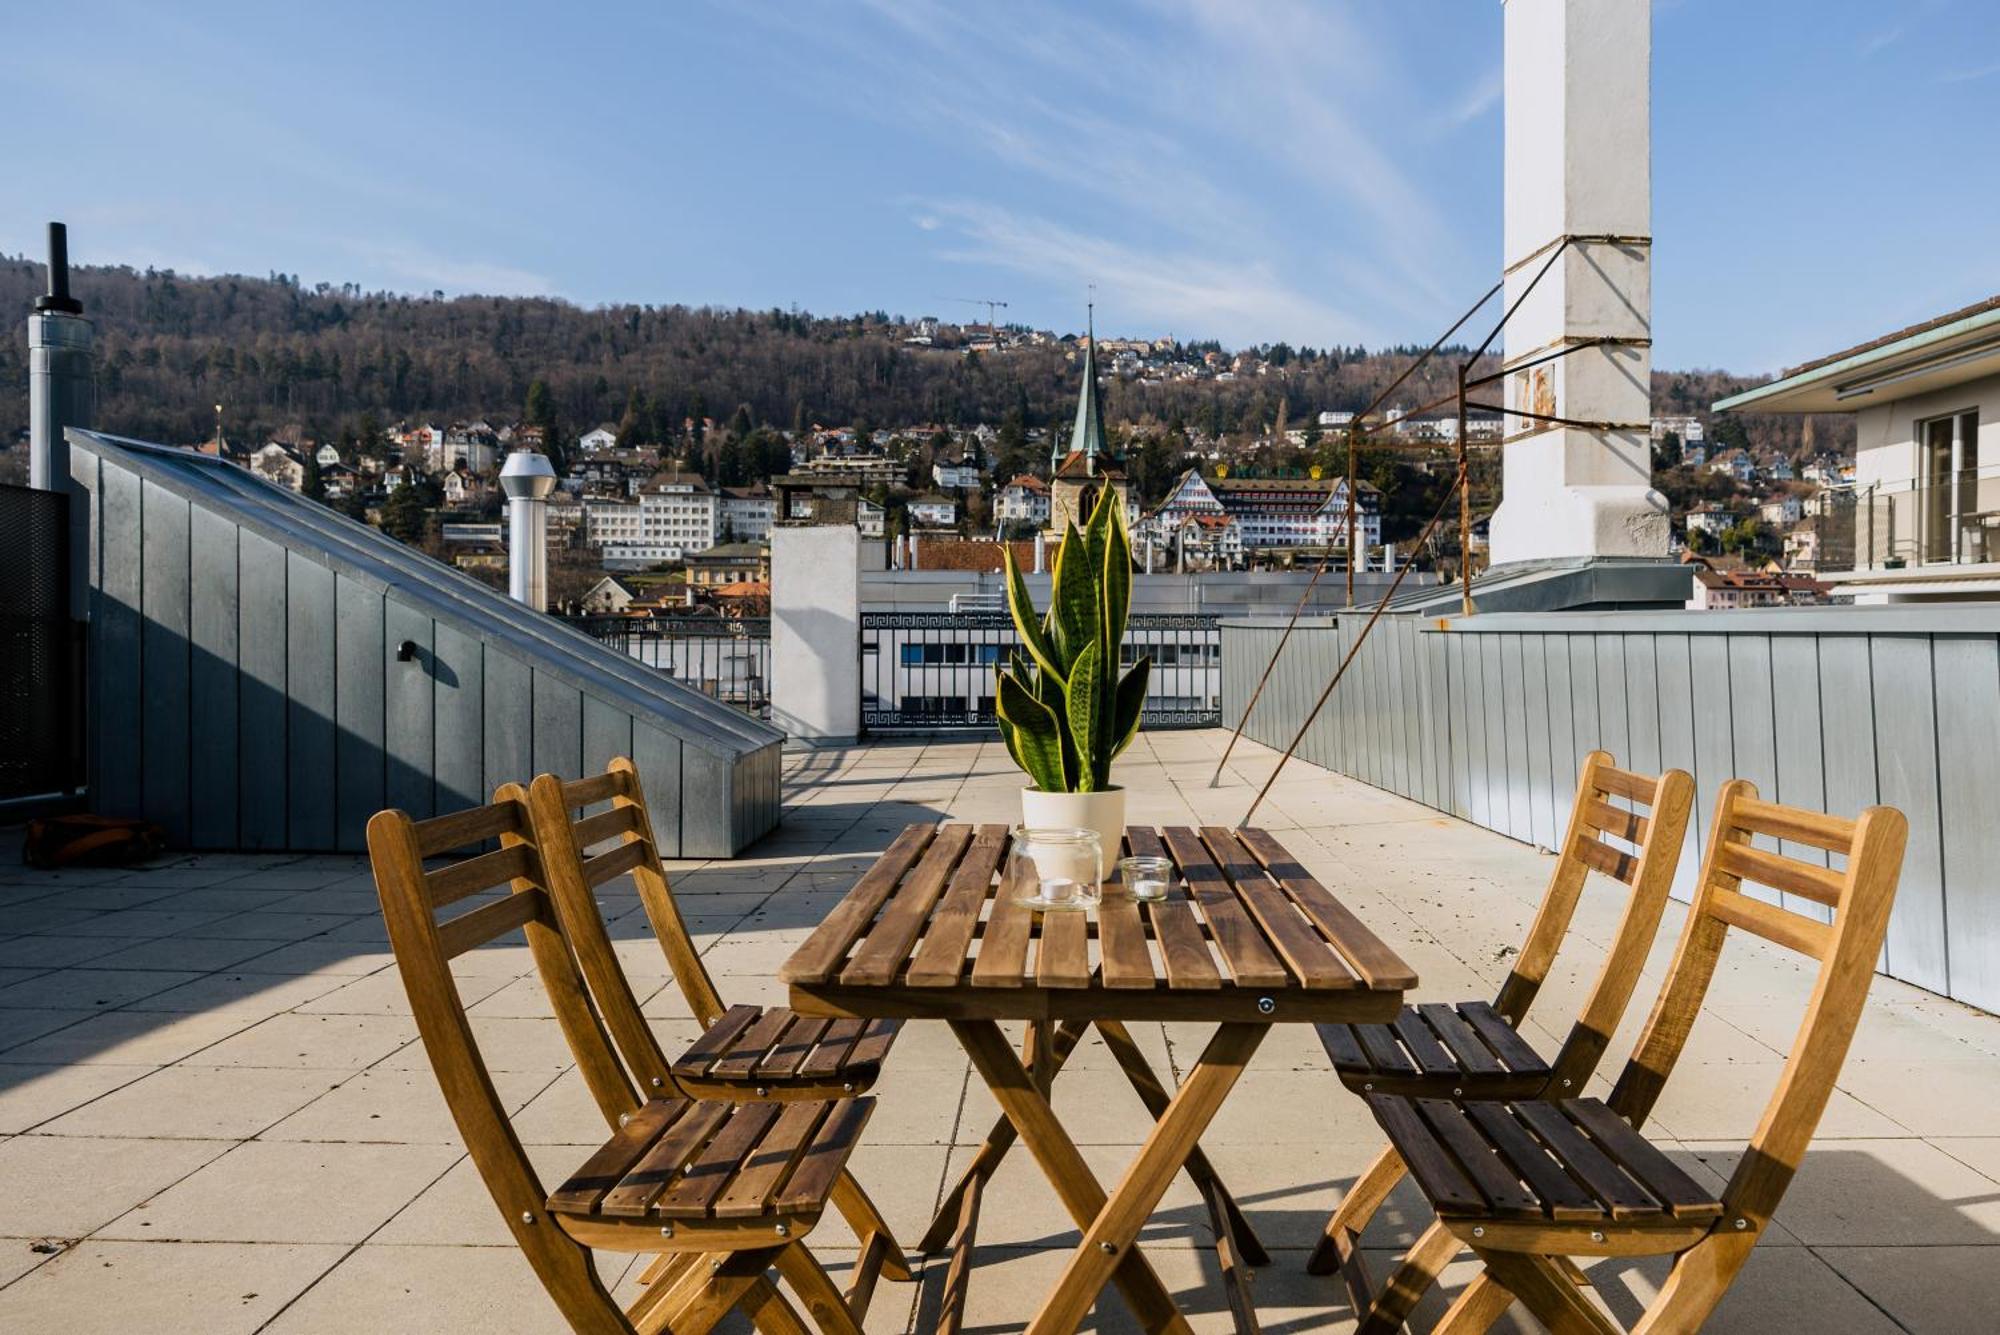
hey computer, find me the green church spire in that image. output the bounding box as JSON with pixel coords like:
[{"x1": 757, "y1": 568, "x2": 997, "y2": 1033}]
[{"x1": 1056, "y1": 303, "x2": 1106, "y2": 470}]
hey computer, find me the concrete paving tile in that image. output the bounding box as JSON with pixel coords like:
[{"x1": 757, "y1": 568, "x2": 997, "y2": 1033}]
[
  {"x1": 0, "y1": 1134, "x2": 233, "y2": 1237},
  {"x1": 124, "y1": 970, "x2": 355, "y2": 1016},
  {"x1": 265, "y1": 1067, "x2": 553, "y2": 1145},
  {"x1": 0, "y1": 1240, "x2": 348, "y2": 1335},
  {"x1": 99, "y1": 1139, "x2": 461, "y2": 1243},
  {"x1": 0, "y1": 1062, "x2": 154, "y2": 1133},
  {"x1": 189, "y1": 911, "x2": 365, "y2": 942},
  {"x1": 221, "y1": 940, "x2": 398, "y2": 975},
  {"x1": 1818, "y1": 1243, "x2": 2000, "y2": 1334},
  {"x1": 377, "y1": 1016, "x2": 570, "y2": 1073},
  {"x1": 373, "y1": 1142, "x2": 589, "y2": 1245},
  {"x1": 295, "y1": 968, "x2": 503, "y2": 1017},
  {"x1": 75, "y1": 934, "x2": 290, "y2": 975},
  {"x1": 0, "y1": 968, "x2": 203, "y2": 1011},
  {"x1": 1836, "y1": 1058, "x2": 2000, "y2": 1138},
  {"x1": 805, "y1": 1142, "x2": 951, "y2": 1255},
  {"x1": 1682, "y1": 1138, "x2": 2000, "y2": 1245},
  {"x1": 262, "y1": 1242, "x2": 588, "y2": 1333},
  {"x1": 40, "y1": 1064, "x2": 342, "y2": 1140},
  {"x1": 55, "y1": 908, "x2": 242, "y2": 939},
  {"x1": 142, "y1": 886, "x2": 316, "y2": 915},
  {"x1": 0, "y1": 1008, "x2": 95, "y2": 1053},
  {"x1": 0, "y1": 1009, "x2": 261, "y2": 1066},
  {"x1": 1646, "y1": 1060, "x2": 1910, "y2": 1141},
  {"x1": 508, "y1": 1069, "x2": 622, "y2": 1147},
  {"x1": 191, "y1": 1012, "x2": 419, "y2": 1070},
  {"x1": 0, "y1": 904, "x2": 117, "y2": 935},
  {"x1": 1578, "y1": 1246, "x2": 1906, "y2": 1333},
  {"x1": 0, "y1": 934, "x2": 131, "y2": 969}
]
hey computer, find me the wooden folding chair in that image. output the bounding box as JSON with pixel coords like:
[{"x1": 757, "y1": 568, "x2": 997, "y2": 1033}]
[
  {"x1": 369, "y1": 791, "x2": 883, "y2": 1334},
  {"x1": 1310, "y1": 751, "x2": 1695, "y2": 1294},
  {"x1": 1355, "y1": 781, "x2": 1907, "y2": 1334},
  {"x1": 522, "y1": 760, "x2": 911, "y2": 1293}
]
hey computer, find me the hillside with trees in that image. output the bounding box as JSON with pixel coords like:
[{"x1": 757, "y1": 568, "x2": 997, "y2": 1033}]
[{"x1": 1, "y1": 257, "x2": 1849, "y2": 482}]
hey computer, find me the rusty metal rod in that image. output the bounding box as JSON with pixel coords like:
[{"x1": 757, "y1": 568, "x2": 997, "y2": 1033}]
[
  {"x1": 1345, "y1": 422, "x2": 1357, "y2": 606},
  {"x1": 1468, "y1": 236, "x2": 1570, "y2": 367},
  {"x1": 1458, "y1": 363, "x2": 1473, "y2": 618},
  {"x1": 1463, "y1": 335, "x2": 1649, "y2": 391},
  {"x1": 1207, "y1": 537, "x2": 1342, "y2": 787},
  {"x1": 1466, "y1": 400, "x2": 1650, "y2": 432},
  {"x1": 1240, "y1": 468, "x2": 1464, "y2": 825}
]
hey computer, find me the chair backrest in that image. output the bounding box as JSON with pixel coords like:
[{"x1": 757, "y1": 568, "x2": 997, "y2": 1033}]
[
  {"x1": 523, "y1": 760, "x2": 706, "y2": 1098},
  {"x1": 1494, "y1": 751, "x2": 1695, "y2": 1092},
  {"x1": 1606, "y1": 780, "x2": 1907, "y2": 1224},
  {"x1": 366, "y1": 790, "x2": 645, "y2": 1313}
]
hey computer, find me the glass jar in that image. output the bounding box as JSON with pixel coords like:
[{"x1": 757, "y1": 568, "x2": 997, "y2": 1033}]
[
  {"x1": 1008, "y1": 827, "x2": 1103, "y2": 912},
  {"x1": 1116, "y1": 855, "x2": 1175, "y2": 902}
]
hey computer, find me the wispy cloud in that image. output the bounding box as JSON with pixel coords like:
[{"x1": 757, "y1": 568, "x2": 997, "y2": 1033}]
[
  {"x1": 1859, "y1": 25, "x2": 1904, "y2": 58},
  {"x1": 1434, "y1": 67, "x2": 1504, "y2": 135},
  {"x1": 327, "y1": 237, "x2": 555, "y2": 297},
  {"x1": 1938, "y1": 59, "x2": 2000, "y2": 84},
  {"x1": 918, "y1": 199, "x2": 1372, "y2": 347}
]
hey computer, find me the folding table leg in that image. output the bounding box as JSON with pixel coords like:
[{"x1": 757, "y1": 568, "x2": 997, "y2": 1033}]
[
  {"x1": 918, "y1": 1018, "x2": 1089, "y2": 1253},
  {"x1": 1095, "y1": 1018, "x2": 1271, "y2": 1267},
  {"x1": 1026, "y1": 1022, "x2": 1268, "y2": 1335},
  {"x1": 950, "y1": 1018, "x2": 1195, "y2": 1335}
]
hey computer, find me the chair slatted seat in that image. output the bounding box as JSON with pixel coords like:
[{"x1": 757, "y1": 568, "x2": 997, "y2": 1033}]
[
  {"x1": 548, "y1": 1097, "x2": 868, "y2": 1224},
  {"x1": 523, "y1": 761, "x2": 913, "y2": 1294},
  {"x1": 535, "y1": 761, "x2": 906, "y2": 1102},
  {"x1": 1353, "y1": 782, "x2": 1908, "y2": 1335},
  {"x1": 672, "y1": 1006, "x2": 898, "y2": 1089},
  {"x1": 1310, "y1": 752, "x2": 1695, "y2": 1283},
  {"x1": 368, "y1": 790, "x2": 885, "y2": 1333}
]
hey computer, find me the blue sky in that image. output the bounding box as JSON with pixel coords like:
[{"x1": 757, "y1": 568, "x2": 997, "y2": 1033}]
[{"x1": 5, "y1": 1, "x2": 1997, "y2": 372}]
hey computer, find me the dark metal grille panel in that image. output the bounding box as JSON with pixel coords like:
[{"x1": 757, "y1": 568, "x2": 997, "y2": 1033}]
[
  {"x1": 861, "y1": 612, "x2": 1220, "y2": 732},
  {"x1": 572, "y1": 617, "x2": 772, "y2": 719},
  {"x1": 0, "y1": 484, "x2": 79, "y2": 800}
]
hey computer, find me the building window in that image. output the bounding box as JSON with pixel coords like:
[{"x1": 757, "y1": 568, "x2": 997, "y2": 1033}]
[{"x1": 1919, "y1": 409, "x2": 1981, "y2": 563}]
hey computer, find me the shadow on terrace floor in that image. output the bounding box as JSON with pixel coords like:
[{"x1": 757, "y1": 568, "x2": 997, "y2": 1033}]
[{"x1": 0, "y1": 733, "x2": 1994, "y2": 1332}]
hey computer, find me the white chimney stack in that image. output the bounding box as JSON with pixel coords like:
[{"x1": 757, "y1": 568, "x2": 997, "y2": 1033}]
[
  {"x1": 1487, "y1": 0, "x2": 1666, "y2": 564},
  {"x1": 1032, "y1": 530, "x2": 1046, "y2": 574},
  {"x1": 500, "y1": 450, "x2": 557, "y2": 611}
]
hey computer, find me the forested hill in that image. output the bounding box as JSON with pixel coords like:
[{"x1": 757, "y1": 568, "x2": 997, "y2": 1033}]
[{"x1": 1, "y1": 257, "x2": 1845, "y2": 459}]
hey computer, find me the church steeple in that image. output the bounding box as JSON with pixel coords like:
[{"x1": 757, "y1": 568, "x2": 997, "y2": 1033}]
[{"x1": 1055, "y1": 303, "x2": 1106, "y2": 472}]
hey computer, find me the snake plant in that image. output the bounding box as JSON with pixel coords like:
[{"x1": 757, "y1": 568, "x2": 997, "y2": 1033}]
[{"x1": 996, "y1": 486, "x2": 1150, "y2": 792}]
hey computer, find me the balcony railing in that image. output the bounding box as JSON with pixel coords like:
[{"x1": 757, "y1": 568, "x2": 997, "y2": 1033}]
[
  {"x1": 1816, "y1": 466, "x2": 2000, "y2": 573},
  {"x1": 861, "y1": 612, "x2": 1220, "y2": 730},
  {"x1": 575, "y1": 616, "x2": 771, "y2": 718}
]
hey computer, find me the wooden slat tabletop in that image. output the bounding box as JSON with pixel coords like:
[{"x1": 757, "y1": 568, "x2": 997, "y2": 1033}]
[{"x1": 782, "y1": 824, "x2": 1415, "y2": 1024}]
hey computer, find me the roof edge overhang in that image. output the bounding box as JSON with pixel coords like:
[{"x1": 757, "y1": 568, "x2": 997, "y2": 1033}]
[{"x1": 1714, "y1": 305, "x2": 2000, "y2": 415}]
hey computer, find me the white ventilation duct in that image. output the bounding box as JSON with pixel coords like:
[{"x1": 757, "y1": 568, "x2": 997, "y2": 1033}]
[{"x1": 499, "y1": 450, "x2": 557, "y2": 611}]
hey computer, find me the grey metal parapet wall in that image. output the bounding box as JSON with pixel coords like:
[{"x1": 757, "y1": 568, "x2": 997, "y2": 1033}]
[
  {"x1": 1221, "y1": 607, "x2": 2000, "y2": 1014},
  {"x1": 67, "y1": 429, "x2": 784, "y2": 856}
]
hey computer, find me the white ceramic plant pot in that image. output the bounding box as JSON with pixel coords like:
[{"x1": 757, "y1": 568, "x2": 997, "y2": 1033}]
[{"x1": 1020, "y1": 786, "x2": 1126, "y2": 880}]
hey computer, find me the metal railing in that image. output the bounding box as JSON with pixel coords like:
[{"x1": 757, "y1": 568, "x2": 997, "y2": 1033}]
[
  {"x1": 574, "y1": 616, "x2": 771, "y2": 718},
  {"x1": 860, "y1": 612, "x2": 1221, "y2": 731},
  {"x1": 1814, "y1": 467, "x2": 2000, "y2": 573}
]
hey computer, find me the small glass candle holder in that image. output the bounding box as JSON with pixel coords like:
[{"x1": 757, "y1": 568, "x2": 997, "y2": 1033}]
[
  {"x1": 1117, "y1": 855, "x2": 1175, "y2": 902},
  {"x1": 1009, "y1": 827, "x2": 1102, "y2": 912}
]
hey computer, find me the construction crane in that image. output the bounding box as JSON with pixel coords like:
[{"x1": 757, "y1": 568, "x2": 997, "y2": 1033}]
[{"x1": 942, "y1": 296, "x2": 1009, "y2": 342}]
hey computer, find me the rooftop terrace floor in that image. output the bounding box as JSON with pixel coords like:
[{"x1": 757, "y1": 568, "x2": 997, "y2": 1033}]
[{"x1": 1, "y1": 731, "x2": 1996, "y2": 1332}]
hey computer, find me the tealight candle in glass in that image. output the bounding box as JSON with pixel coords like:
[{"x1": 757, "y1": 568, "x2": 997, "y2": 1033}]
[
  {"x1": 1008, "y1": 827, "x2": 1103, "y2": 912},
  {"x1": 1117, "y1": 855, "x2": 1174, "y2": 902}
]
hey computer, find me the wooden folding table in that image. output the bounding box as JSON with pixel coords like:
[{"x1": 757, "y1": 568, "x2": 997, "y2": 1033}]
[{"x1": 779, "y1": 822, "x2": 1417, "y2": 1333}]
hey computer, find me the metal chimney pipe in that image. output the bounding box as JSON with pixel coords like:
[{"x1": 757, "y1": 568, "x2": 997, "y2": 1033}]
[
  {"x1": 499, "y1": 450, "x2": 557, "y2": 611},
  {"x1": 1032, "y1": 530, "x2": 1046, "y2": 574},
  {"x1": 29, "y1": 222, "x2": 92, "y2": 495}
]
